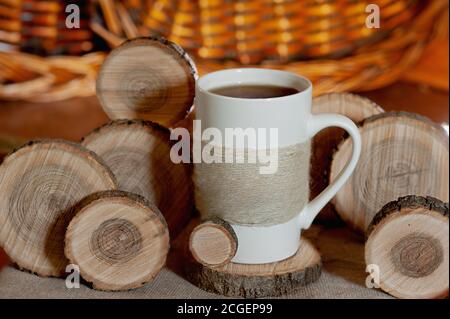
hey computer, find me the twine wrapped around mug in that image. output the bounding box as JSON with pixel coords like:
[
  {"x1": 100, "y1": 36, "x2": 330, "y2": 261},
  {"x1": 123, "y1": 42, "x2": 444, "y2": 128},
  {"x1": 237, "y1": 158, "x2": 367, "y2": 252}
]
[{"x1": 193, "y1": 142, "x2": 311, "y2": 226}]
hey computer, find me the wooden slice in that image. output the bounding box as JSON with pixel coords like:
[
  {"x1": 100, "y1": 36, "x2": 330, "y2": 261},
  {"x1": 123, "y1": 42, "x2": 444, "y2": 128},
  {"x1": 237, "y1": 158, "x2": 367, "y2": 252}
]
[
  {"x1": 81, "y1": 119, "x2": 193, "y2": 237},
  {"x1": 96, "y1": 37, "x2": 198, "y2": 128},
  {"x1": 189, "y1": 236, "x2": 322, "y2": 298},
  {"x1": 0, "y1": 140, "x2": 117, "y2": 277},
  {"x1": 311, "y1": 93, "x2": 384, "y2": 223},
  {"x1": 365, "y1": 195, "x2": 449, "y2": 299},
  {"x1": 189, "y1": 218, "x2": 237, "y2": 267},
  {"x1": 330, "y1": 112, "x2": 449, "y2": 233},
  {"x1": 65, "y1": 190, "x2": 169, "y2": 291}
]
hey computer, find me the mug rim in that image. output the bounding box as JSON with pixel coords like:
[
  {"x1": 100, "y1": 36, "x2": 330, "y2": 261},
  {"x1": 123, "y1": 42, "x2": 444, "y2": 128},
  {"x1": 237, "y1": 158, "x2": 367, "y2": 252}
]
[{"x1": 197, "y1": 68, "x2": 312, "y2": 102}]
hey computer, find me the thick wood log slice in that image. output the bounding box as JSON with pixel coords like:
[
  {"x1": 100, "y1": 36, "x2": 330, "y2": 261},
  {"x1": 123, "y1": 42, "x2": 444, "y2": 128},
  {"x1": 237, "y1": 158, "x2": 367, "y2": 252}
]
[
  {"x1": 330, "y1": 112, "x2": 449, "y2": 233},
  {"x1": 187, "y1": 227, "x2": 322, "y2": 298},
  {"x1": 0, "y1": 140, "x2": 117, "y2": 277},
  {"x1": 189, "y1": 218, "x2": 237, "y2": 267},
  {"x1": 365, "y1": 195, "x2": 449, "y2": 299},
  {"x1": 81, "y1": 119, "x2": 193, "y2": 237},
  {"x1": 311, "y1": 93, "x2": 384, "y2": 223},
  {"x1": 96, "y1": 37, "x2": 197, "y2": 128},
  {"x1": 65, "y1": 190, "x2": 170, "y2": 291}
]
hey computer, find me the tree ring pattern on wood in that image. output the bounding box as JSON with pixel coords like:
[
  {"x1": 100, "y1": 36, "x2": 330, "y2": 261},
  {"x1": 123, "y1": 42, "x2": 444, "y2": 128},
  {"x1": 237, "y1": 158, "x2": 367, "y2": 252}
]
[
  {"x1": 352, "y1": 138, "x2": 436, "y2": 228},
  {"x1": 8, "y1": 165, "x2": 87, "y2": 250},
  {"x1": 188, "y1": 235, "x2": 322, "y2": 298},
  {"x1": 189, "y1": 218, "x2": 238, "y2": 267},
  {"x1": 81, "y1": 120, "x2": 193, "y2": 237},
  {"x1": 365, "y1": 195, "x2": 448, "y2": 298},
  {"x1": 0, "y1": 140, "x2": 118, "y2": 277},
  {"x1": 100, "y1": 146, "x2": 174, "y2": 212},
  {"x1": 90, "y1": 218, "x2": 143, "y2": 265},
  {"x1": 331, "y1": 112, "x2": 449, "y2": 234},
  {"x1": 96, "y1": 37, "x2": 197, "y2": 127},
  {"x1": 64, "y1": 190, "x2": 170, "y2": 291},
  {"x1": 120, "y1": 69, "x2": 168, "y2": 113},
  {"x1": 391, "y1": 233, "x2": 443, "y2": 278},
  {"x1": 310, "y1": 93, "x2": 384, "y2": 223}
]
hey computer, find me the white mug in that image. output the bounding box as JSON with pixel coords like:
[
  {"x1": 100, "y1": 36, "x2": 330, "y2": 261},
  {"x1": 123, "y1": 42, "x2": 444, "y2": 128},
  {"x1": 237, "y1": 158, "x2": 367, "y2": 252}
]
[{"x1": 195, "y1": 68, "x2": 361, "y2": 264}]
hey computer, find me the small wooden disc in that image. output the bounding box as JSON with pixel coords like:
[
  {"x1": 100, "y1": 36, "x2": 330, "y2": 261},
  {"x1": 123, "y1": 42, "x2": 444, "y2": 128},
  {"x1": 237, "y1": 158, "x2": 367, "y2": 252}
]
[
  {"x1": 311, "y1": 93, "x2": 384, "y2": 223},
  {"x1": 189, "y1": 237, "x2": 322, "y2": 298},
  {"x1": 65, "y1": 190, "x2": 170, "y2": 291},
  {"x1": 96, "y1": 37, "x2": 198, "y2": 128},
  {"x1": 0, "y1": 140, "x2": 117, "y2": 277},
  {"x1": 365, "y1": 195, "x2": 449, "y2": 299},
  {"x1": 331, "y1": 112, "x2": 449, "y2": 233},
  {"x1": 189, "y1": 218, "x2": 237, "y2": 267},
  {"x1": 81, "y1": 119, "x2": 193, "y2": 237}
]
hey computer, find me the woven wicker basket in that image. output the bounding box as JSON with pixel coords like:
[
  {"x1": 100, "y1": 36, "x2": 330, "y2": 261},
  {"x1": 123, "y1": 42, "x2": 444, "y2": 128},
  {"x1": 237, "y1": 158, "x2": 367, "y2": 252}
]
[
  {"x1": 0, "y1": 0, "x2": 448, "y2": 102},
  {"x1": 0, "y1": 0, "x2": 93, "y2": 54},
  {"x1": 145, "y1": 0, "x2": 420, "y2": 63}
]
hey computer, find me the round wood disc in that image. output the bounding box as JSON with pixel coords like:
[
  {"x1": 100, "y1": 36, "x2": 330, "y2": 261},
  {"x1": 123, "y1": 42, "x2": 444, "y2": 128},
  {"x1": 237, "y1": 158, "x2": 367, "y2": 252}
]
[
  {"x1": 96, "y1": 37, "x2": 197, "y2": 128},
  {"x1": 0, "y1": 140, "x2": 117, "y2": 277},
  {"x1": 65, "y1": 190, "x2": 170, "y2": 291},
  {"x1": 189, "y1": 237, "x2": 321, "y2": 298},
  {"x1": 365, "y1": 195, "x2": 449, "y2": 299},
  {"x1": 189, "y1": 218, "x2": 237, "y2": 267},
  {"x1": 81, "y1": 119, "x2": 193, "y2": 237},
  {"x1": 330, "y1": 112, "x2": 449, "y2": 233},
  {"x1": 311, "y1": 93, "x2": 384, "y2": 223}
]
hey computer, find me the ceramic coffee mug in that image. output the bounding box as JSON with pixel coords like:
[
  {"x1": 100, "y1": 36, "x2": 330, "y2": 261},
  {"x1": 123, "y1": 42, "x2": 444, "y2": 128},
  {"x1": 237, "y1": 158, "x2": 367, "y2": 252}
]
[{"x1": 194, "y1": 68, "x2": 361, "y2": 264}]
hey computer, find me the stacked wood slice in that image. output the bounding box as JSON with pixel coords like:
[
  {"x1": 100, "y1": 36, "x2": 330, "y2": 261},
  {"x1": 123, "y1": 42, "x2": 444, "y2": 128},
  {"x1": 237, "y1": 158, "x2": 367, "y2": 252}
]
[
  {"x1": 330, "y1": 112, "x2": 449, "y2": 233},
  {"x1": 96, "y1": 37, "x2": 197, "y2": 127},
  {"x1": 190, "y1": 237, "x2": 321, "y2": 298},
  {"x1": 182, "y1": 219, "x2": 322, "y2": 298},
  {"x1": 311, "y1": 93, "x2": 384, "y2": 223},
  {"x1": 0, "y1": 134, "x2": 181, "y2": 288},
  {"x1": 65, "y1": 190, "x2": 169, "y2": 291},
  {"x1": 0, "y1": 140, "x2": 117, "y2": 277},
  {"x1": 366, "y1": 196, "x2": 449, "y2": 299},
  {"x1": 0, "y1": 37, "x2": 197, "y2": 291},
  {"x1": 189, "y1": 218, "x2": 238, "y2": 268},
  {"x1": 81, "y1": 119, "x2": 193, "y2": 237}
]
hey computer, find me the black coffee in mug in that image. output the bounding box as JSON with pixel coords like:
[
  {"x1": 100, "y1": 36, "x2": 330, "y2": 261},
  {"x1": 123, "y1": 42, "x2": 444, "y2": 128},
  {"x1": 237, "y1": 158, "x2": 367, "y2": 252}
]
[{"x1": 209, "y1": 84, "x2": 299, "y2": 99}]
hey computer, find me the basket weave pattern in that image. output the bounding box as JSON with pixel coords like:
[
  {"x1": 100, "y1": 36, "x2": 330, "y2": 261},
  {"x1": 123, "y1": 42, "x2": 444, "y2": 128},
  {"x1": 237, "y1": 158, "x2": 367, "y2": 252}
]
[
  {"x1": 0, "y1": 0, "x2": 448, "y2": 102},
  {"x1": 145, "y1": 0, "x2": 418, "y2": 63}
]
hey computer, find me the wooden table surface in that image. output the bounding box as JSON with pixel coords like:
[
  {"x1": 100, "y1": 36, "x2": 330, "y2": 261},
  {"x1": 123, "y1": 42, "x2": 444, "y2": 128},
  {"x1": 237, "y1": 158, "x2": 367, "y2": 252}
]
[{"x1": 0, "y1": 80, "x2": 448, "y2": 269}]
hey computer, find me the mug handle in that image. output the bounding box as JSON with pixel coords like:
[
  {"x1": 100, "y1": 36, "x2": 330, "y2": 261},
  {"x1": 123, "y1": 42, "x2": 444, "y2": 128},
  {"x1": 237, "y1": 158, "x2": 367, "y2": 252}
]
[{"x1": 298, "y1": 113, "x2": 362, "y2": 229}]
